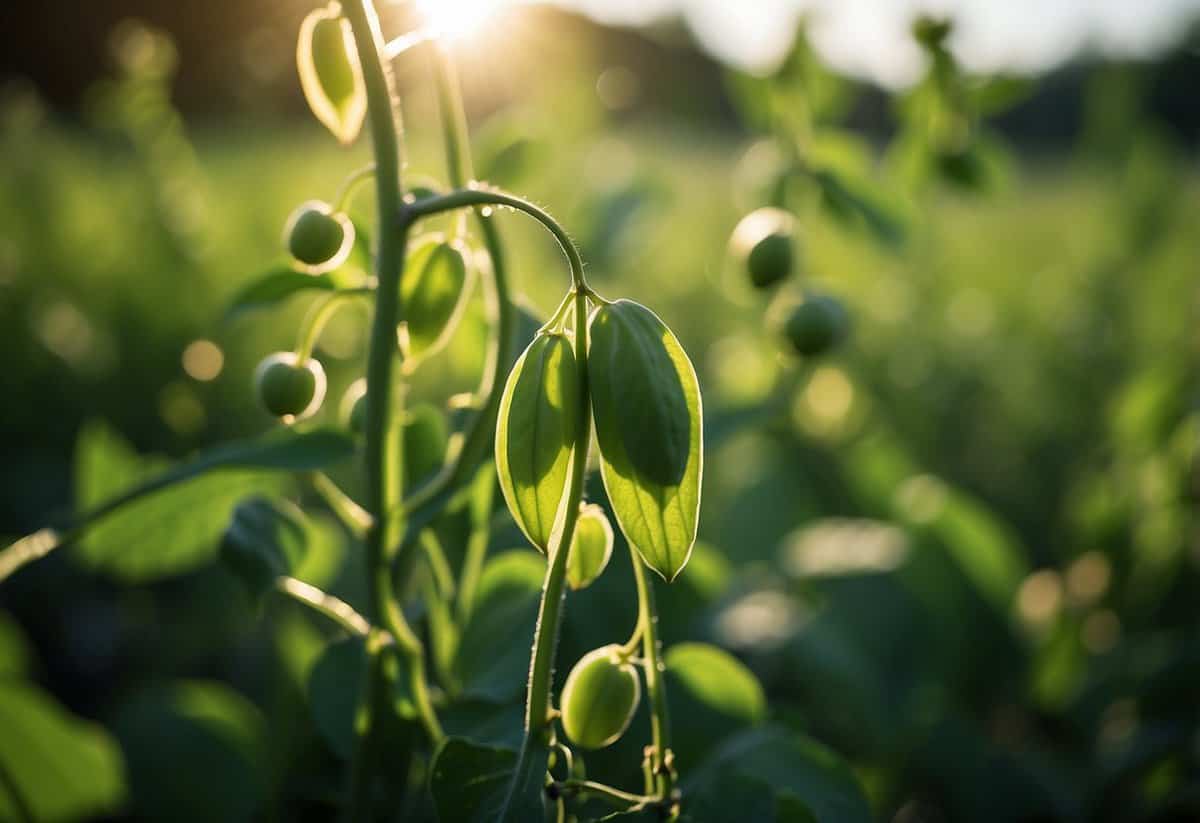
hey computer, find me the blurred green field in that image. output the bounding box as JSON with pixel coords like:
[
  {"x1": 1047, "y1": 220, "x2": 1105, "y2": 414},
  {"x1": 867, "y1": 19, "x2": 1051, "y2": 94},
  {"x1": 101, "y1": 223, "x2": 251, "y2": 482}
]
[{"x1": 1, "y1": 29, "x2": 1199, "y2": 822}]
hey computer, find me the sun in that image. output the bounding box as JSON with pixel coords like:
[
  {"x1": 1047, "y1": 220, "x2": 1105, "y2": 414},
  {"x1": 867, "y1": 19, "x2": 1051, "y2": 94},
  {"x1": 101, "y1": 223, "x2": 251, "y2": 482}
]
[{"x1": 415, "y1": 0, "x2": 513, "y2": 40}]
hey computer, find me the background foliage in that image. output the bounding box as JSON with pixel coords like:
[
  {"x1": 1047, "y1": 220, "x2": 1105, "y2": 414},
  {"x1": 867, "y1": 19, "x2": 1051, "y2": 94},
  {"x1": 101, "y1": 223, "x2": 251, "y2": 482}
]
[{"x1": 1, "y1": 4, "x2": 1198, "y2": 821}]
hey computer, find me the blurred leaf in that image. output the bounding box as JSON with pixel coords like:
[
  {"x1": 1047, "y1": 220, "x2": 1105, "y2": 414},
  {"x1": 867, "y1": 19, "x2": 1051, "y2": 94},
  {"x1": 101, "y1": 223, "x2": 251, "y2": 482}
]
[
  {"x1": 224, "y1": 264, "x2": 337, "y2": 320},
  {"x1": 113, "y1": 681, "x2": 266, "y2": 823},
  {"x1": 307, "y1": 635, "x2": 367, "y2": 760},
  {"x1": 969, "y1": 75, "x2": 1036, "y2": 116},
  {"x1": 454, "y1": 551, "x2": 544, "y2": 702},
  {"x1": 297, "y1": 8, "x2": 365, "y2": 144},
  {"x1": 429, "y1": 737, "x2": 547, "y2": 823},
  {"x1": 404, "y1": 403, "x2": 450, "y2": 488},
  {"x1": 686, "y1": 726, "x2": 871, "y2": 823},
  {"x1": 665, "y1": 642, "x2": 767, "y2": 773},
  {"x1": 811, "y1": 168, "x2": 906, "y2": 248},
  {"x1": 0, "y1": 682, "x2": 125, "y2": 822},
  {"x1": 0, "y1": 612, "x2": 30, "y2": 677},
  {"x1": 220, "y1": 496, "x2": 312, "y2": 599},
  {"x1": 687, "y1": 772, "x2": 776, "y2": 822},
  {"x1": 74, "y1": 423, "x2": 356, "y2": 580},
  {"x1": 400, "y1": 236, "x2": 474, "y2": 362}
]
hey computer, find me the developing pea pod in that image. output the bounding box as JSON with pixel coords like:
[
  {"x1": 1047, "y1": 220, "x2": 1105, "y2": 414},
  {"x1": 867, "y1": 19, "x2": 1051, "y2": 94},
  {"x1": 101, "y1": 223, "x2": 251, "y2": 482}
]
[
  {"x1": 297, "y1": 5, "x2": 366, "y2": 145},
  {"x1": 566, "y1": 504, "x2": 614, "y2": 590},
  {"x1": 495, "y1": 332, "x2": 581, "y2": 553},
  {"x1": 560, "y1": 645, "x2": 641, "y2": 750},
  {"x1": 398, "y1": 235, "x2": 474, "y2": 363},
  {"x1": 588, "y1": 299, "x2": 702, "y2": 581}
]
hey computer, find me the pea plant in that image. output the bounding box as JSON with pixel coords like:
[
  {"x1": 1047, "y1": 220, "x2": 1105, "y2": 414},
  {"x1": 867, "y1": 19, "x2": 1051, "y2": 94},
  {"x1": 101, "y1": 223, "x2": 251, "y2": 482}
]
[{"x1": 3, "y1": 1, "x2": 712, "y2": 820}]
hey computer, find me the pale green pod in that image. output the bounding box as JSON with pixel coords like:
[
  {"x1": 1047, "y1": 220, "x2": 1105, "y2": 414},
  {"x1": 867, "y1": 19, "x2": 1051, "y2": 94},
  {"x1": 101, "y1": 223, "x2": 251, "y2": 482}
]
[
  {"x1": 566, "y1": 504, "x2": 614, "y2": 590},
  {"x1": 495, "y1": 333, "x2": 580, "y2": 552},
  {"x1": 588, "y1": 300, "x2": 702, "y2": 581},
  {"x1": 297, "y1": 7, "x2": 366, "y2": 145}
]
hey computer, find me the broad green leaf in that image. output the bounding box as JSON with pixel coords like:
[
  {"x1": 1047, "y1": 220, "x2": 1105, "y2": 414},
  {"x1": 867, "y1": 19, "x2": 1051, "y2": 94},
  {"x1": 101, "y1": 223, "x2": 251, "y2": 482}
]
[
  {"x1": 400, "y1": 236, "x2": 474, "y2": 361},
  {"x1": 495, "y1": 333, "x2": 580, "y2": 553},
  {"x1": 0, "y1": 682, "x2": 125, "y2": 822},
  {"x1": 454, "y1": 551, "x2": 544, "y2": 702},
  {"x1": 224, "y1": 264, "x2": 336, "y2": 320},
  {"x1": 403, "y1": 402, "x2": 449, "y2": 487},
  {"x1": 665, "y1": 642, "x2": 767, "y2": 773},
  {"x1": 220, "y1": 496, "x2": 311, "y2": 599},
  {"x1": 588, "y1": 300, "x2": 703, "y2": 581},
  {"x1": 686, "y1": 772, "x2": 776, "y2": 823},
  {"x1": 297, "y1": 8, "x2": 365, "y2": 145},
  {"x1": 566, "y1": 504, "x2": 614, "y2": 590},
  {"x1": 686, "y1": 727, "x2": 871, "y2": 823},
  {"x1": 113, "y1": 681, "x2": 266, "y2": 823},
  {"x1": 73, "y1": 424, "x2": 354, "y2": 581},
  {"x1": 429, "y1": 737, "x2": 548, "y2": 823}
]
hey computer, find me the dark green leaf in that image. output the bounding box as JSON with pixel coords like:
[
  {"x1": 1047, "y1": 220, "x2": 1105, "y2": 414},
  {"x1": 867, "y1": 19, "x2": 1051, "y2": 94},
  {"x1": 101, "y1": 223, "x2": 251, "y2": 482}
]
[
  {"x1": 665, "y1": 643, "x2": 767, "y2": 773},
  {"x1": 113, "y1": 681, "x2": 266, "y2": 823},
  {"x1": 307, "y1": 636, "x2": 367, "y2": 760},
  {"x1": 224, "y1": 265, "x2": 336, "y2": 320},
  {"x1": 220, "y1": 496, "x2": 311, "y2": 599},
  {"x1": 429, "y1": 737, "x2": 548, "y2": 823},
  {"x1": 686, "y1": 727, "x2": 871, "y2": 823},
  {"x1": 455, "y1": 551, "x2": 545, "y2": 702},
  {"x1": 0, "y1": 682, "x2": 125, "y2": 822}
]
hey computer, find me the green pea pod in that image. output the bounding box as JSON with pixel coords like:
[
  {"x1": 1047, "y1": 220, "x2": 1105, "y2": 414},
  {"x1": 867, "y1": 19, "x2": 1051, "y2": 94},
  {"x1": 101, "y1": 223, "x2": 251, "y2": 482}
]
[
  {"x1": 297, "y1": 7, "x2": 366, "y2": 145},
  {"x1": 495, "y1": 332, "x2": 581, "y2": 553},
  {"x1": 399, "y1": 236, "x2": 474, "y2": 362},
  {"x1": 588, "y1": 299, "x2": 702, "y2": 581},
  {"x1": 566, "y1": 504, "x2": 614, "y2": 590}
]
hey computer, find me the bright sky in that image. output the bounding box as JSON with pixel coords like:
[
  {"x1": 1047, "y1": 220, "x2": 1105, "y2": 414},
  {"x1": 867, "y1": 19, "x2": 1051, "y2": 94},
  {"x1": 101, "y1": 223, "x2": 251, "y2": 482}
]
[{"x1": 552, "y1": 0, "x2": 1200, "y2": 86}]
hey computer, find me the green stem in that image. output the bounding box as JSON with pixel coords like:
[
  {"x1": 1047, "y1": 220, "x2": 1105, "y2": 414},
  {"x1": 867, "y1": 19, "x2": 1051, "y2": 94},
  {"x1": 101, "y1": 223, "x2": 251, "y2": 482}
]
[
  {"x1": 341, "y1": 1, "x2": 442, "y2": 818},
  {"x1": 334, "y1": 163, "x2": 378, "y2": 212},
  {"x1": 275, "y1": 576, "x2": 371, "y2": 636},
  {"x1": 309, "y1": 472, "x2": 372, "y2": 539},
  {"x1": 499, "y1": 289, "x2": 592, "y2": 821},
  {"x1": 554, "y1": 780, "x2": 658, "y2": 811},
  {"x1": 630, "y1": 549, "x2": 674, "y2": 803},
  {"x1": 405, "y1": 186, "x2": 587, "y2": 291}
]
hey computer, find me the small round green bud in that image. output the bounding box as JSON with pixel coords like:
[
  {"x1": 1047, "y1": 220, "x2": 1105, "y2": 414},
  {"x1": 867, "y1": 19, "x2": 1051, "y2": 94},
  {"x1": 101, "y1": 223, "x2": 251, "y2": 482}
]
[
  {"x1": 783, "y1": 295, "x2": 849, "y2": 357},
  {"x1": 284, "y1": 200, "x2": 354, "y2": 272},
  {"x1": 560, "y1": 645, "x2": 641, "y2": 750},
  {"x1": 254, "y1": 352, "x2": 326, "y2": 419},
  {"x1": 730, "y1": 208, "x2": 797, "y2": 289}
]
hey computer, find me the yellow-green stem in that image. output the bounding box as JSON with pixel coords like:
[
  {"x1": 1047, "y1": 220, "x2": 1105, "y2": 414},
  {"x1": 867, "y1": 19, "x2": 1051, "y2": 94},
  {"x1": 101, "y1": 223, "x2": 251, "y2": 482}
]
[{"x1": 629, "y1": 548, "x2": 673, "y2": 803}]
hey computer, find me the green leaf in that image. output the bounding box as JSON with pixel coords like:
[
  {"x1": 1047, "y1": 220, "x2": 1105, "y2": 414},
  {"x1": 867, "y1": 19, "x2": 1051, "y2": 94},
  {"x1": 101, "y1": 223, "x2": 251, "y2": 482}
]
[
  {"x1": 224, "y1": 264, "x2": 336, "y2": 320},
  {"x1": 495, "y1": 333, "x2": 581, "y2": 552},
  {"x1": 307, "y1": 636, "x2": 366, "y2": 760},
  {"x1": 113, "y1": 681, "x2": 266, "y2": 823},
  {"x1": 811, "y1": 169, "x2": 906, "y2": 249},
  {"x1": 403, "y1": 402, "x2": 449, "y2": 487},
  {"x1": 400, "y1": 235, "x2": 474, "y2": 361},
  {"x1": 0, "y1": 681, "x2": 125, "y2": 822},
  {"x1": 73, "y1": 424, "x2": 354, "y2": 581},
  {"x1": 687, "y1": 727, "x2": 871, "y2": 823},
  {"x1": 307, "y1": 637, "x2": 417, "y2": 761},
  {"x1": 220, "y1": 496, "x2": 311, "y2": 599},
  {"x1": 0, "y1": 611, "x2": 30, "y2": 677},
  {"x1": 454, "y1": 550, "x2": 545, "y2": 702},
  {"x1": 429, "y1": 737, "x2": 548, "y2": 823},
  {"x1": 686, "y1": 772, "x2": 776, "y2": 823},
  {"x1": 665, "y1": 643, "x2": 767, "y2": 773},
  {"x1": 566, "y1": 504, "x2": 614, "y2": 590},
  {"x1": 297, "y1": 8, "x2": 365, "y2": 145},
  {"x1": 588, "y1": 300, "x2": 703, "y2": 581}
]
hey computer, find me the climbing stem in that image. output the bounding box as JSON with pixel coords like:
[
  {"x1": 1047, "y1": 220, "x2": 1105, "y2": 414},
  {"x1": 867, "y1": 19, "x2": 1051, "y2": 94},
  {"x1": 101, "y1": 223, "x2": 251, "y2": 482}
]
[
  {"x1": 630, "y1": 548, "x2": 675, "y2": 805},
  {"x1": 341, "y1": 1, "x2": 442, "y2": 819},
  {"x1": 498, "y1": 288, "x2": 592, "y2": 821}
]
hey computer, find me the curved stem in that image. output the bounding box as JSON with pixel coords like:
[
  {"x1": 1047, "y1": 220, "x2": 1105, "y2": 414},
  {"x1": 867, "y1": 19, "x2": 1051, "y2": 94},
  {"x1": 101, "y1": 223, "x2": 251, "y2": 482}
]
[
  {"x1": 334, "y1": 163, "x2": 377, "y2": 212},
  {"x1": 499, "y1": 289, "x2": 592, "y2": 821},
  {"x1": 275, "y1": 576, "x2": 371, "y2": 636},
  {"x1": 295, "y1": 290, "x2": 367, "y2": 361},
  {"x1": 405, "y1": 186, "x2": 587, "y2": 291},
  {"x1": 308, "y1": 472, "x2": 372, "y2": 539},
  {"x1": 630, "y1": 549, "x2": 675, "y2": 806},
  {"x1": 554, "y1": 780, "x2": 658, "y2": 810}
]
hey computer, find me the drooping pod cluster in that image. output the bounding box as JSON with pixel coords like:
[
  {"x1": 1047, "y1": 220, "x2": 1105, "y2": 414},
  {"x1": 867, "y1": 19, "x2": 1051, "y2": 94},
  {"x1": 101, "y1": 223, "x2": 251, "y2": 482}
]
[{"x1": 494, "y1": 287, "x2": 703, "y2": 752}]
